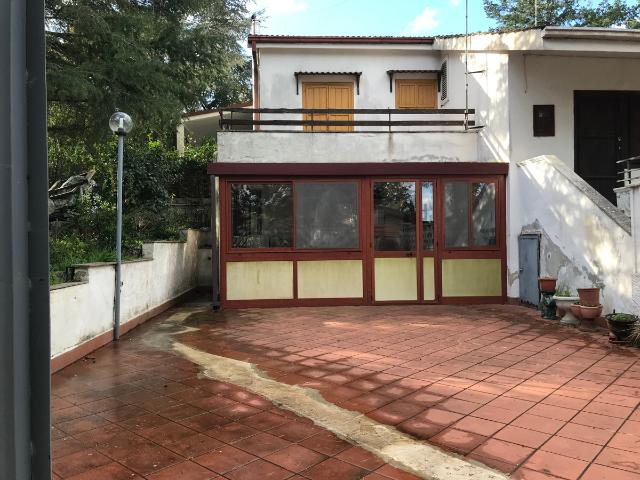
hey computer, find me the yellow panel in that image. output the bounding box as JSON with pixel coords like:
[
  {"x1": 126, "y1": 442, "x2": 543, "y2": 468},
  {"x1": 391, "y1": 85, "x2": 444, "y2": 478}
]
[
  {"x1": 297, "y1": 260, "x2": 363, "y2": 299},
  {"x1": 226, "y1": 261, "x2": 293, "y2": 300},
  {"x1": 442, "y1": 259, "x2": 502, "y2": 297},
  {"x1": 374, "y1": 258, "x2": 417, "y2": 301},
  {"x1": 423, "y1": 257, "x2": 435, "y2": 301}
]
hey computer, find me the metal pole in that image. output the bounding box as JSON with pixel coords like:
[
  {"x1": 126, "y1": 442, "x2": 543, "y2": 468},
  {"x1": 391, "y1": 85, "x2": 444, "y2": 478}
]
[
  {"x1": 114, "y1": 133, "x2": 124, "y2": 340},
  {"x1": 464, "y1": 0, "x2": 469, "y2": 131},
  {"x1": 1, "y1": 0, "x2": 51, "y2": 475}
]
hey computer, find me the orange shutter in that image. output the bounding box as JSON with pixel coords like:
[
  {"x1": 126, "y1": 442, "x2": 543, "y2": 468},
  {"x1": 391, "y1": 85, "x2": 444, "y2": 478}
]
[
  {"x1": 395, "y1": 79, "x2": 437, "y2": 109},
  {"x1": 302, "y1": 82, "x2": 354, "y2": 132}
]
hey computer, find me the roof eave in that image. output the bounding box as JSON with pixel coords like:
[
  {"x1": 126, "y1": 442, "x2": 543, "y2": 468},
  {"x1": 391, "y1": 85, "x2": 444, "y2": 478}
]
[{"x1": 247, "y1": 35, "x2": 435, "y2": 47}]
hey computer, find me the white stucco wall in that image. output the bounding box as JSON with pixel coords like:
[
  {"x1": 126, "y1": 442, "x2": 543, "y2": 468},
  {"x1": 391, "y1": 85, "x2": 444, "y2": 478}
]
[
  {"x1": 217, "y1": 131, "x2": 478, "y2": 163},
  {"x1": 508, "y1": 155, "x2": 633, "y2": 314},
  {"x1": 508, "y1": 54, "x2": 640, "y2": 168},
  {"x1": 50, "y1": 230, "x2": 205, "y2": 359},
  {"x1": 258, "y1": 46, "x2": 442, "y2": 130}
]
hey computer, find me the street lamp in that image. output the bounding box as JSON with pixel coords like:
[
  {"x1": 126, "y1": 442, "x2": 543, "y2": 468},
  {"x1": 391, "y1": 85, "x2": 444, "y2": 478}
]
[{"x1": 108, "y1": 112, "x2": 133, "y2": 341}]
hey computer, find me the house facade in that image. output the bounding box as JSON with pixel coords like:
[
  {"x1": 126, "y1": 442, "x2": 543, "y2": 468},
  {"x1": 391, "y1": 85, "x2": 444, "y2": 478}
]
[{"x1": 209, "y1": 27, "x2": 640, "y2": 313}]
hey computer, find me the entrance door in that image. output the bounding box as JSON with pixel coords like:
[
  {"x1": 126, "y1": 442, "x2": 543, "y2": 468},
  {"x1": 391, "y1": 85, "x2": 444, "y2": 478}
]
[
  {"x1": 302, "y1": 82, "x2": 354, "y2": 132},
  {"x1": 371, "y1": 180, "x2": 437, "y2": 303},
  {"x1": 575, "y1": 91, "x2": 640, "y2": 204}
]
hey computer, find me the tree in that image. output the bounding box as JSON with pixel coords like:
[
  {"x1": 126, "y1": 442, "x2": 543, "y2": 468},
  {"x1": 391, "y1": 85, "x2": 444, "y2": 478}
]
[
  {"x1": 483, "y1": 0, "x2": 640, "y2": 30},
  {"x1": 46, "y1": 0, "x2": 252, "y2": 143}
]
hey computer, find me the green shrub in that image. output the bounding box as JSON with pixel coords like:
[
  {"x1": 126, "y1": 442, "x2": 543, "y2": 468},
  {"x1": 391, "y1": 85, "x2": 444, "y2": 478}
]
[{"x1": 48, "y1": 138, "x2": 214, "y2": 282}]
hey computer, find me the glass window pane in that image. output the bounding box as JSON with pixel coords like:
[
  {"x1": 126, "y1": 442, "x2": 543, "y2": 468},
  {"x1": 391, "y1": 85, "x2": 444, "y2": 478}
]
[
  {"x1": 421, "y1": 182, "x2": 434, "y2": 250},
  {"x1": 231, "y1": 184, "x2": 292, "y2": 248},
  {"x1": 444, "y1": 182, "x2": 469, "y2": 248},
  {"x1": 374, "y1": 182, "x2": 416, "y2": 251},
  {"x1": 472, "y1": 183, "x2": 496, "y2": 246},
  {"x1": 295, "y1": 183, "x2": 359, "y2": 249}
]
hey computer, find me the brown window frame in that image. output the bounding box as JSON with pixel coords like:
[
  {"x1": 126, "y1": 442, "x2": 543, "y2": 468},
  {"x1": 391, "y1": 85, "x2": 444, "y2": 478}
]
[
  {"x1": 225, "y1": 178, "x2": 364, "y2": 254},
  {"x1": 442, "y1": 178, "x2": 501, "y2": 252}
]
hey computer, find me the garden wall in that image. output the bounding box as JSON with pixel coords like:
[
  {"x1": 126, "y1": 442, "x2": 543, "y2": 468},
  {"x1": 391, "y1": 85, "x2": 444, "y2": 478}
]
[{"x1": 50, "y1": 229, "x2": 212, "y2": 372}]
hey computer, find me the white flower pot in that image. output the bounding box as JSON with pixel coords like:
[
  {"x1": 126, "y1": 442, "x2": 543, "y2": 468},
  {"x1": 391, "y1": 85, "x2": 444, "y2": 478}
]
[{"x1": 553, "y1": 296, "x2": 581, "y2": 326}]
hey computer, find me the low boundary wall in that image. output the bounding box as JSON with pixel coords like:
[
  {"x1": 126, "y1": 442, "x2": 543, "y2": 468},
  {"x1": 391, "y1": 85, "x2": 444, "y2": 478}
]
[{"x1": 50, "y1": 229, "x2": 212, "y2": 372}]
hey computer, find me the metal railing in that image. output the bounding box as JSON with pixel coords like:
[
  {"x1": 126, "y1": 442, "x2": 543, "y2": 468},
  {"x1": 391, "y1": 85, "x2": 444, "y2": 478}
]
[
  {"x1": 617, "y1": 155, "x2": 640, "y2": 187},
  {"x1": 218, "y1": 107, "x2": 479, "y2": 131}
]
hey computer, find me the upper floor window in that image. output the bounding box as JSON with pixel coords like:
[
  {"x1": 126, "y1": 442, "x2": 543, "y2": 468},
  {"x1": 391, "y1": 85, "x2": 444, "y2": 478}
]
[
  {"x1": 302, "y1": 82, "x2": 354, "y2": 132},
  {"x1": 395, "y1": 79, "x2": 437, "y2": 109}
]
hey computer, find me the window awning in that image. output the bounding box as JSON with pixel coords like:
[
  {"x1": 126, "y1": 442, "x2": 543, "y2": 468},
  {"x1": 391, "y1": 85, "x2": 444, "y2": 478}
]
[
  {"x1": 386, "y1": 69, "x2": 441, "y2": 92},
  {"x1": 294, "y1": 71, "x2": 362, "y2": 95}
]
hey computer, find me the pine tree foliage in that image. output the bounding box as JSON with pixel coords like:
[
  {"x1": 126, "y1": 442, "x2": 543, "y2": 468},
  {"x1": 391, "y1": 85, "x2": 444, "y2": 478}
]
[
  {"x1": 483, "y1": 0, "x2": 640, "y2": 30},
  {"x1": 46, "y1": 0, "x2": 253, "y2": 142}
]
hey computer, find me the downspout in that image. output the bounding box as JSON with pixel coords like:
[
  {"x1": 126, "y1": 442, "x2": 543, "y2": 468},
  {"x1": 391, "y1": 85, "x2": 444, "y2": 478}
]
[{"x1": 252, "y1": 40, "x2": 260, "y2": 130}]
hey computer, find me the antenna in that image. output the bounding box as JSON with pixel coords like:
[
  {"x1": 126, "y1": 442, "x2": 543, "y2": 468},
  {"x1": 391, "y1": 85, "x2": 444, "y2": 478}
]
[{"x1": 464, "y1": 0, "x2": 469, "y2": 131}]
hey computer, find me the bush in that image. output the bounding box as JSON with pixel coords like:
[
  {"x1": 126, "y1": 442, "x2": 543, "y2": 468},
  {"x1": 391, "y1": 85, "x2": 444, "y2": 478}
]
[{"x1": 48, "y1": 138, "x2": 215, "y2": 282}]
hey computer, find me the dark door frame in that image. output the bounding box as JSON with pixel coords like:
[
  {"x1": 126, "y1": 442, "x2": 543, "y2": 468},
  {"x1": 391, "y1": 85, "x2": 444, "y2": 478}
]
[{"x1": 574, "y1": 90, "x2": 639, "y2": 202}]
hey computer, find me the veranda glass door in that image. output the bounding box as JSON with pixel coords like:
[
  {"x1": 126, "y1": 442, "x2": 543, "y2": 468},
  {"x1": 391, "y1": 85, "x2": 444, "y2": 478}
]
[{"x1": 372, "y1": 180, "x2": 437, "y2": 303}]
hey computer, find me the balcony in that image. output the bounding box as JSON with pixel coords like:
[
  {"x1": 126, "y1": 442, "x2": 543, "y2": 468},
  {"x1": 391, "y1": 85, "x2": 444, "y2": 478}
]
[{"x1": 216, "y1": 107, "x2": 481, "y2": 164}]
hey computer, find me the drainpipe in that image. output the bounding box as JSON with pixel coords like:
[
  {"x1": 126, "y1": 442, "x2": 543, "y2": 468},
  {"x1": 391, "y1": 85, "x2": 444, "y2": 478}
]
[{"x1": 252, "y1": 40, "x2": 260, "y2": 130}]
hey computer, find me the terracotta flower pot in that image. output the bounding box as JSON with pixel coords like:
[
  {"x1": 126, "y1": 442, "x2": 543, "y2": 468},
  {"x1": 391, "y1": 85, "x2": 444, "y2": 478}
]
[
  {"x1": 570, "y1": 303, "x2": 582, "y2": 319},
  {"x1": 578, "y1": 288, "x2": 600, "y2": 307},
  {"x1": 539, "y1": 277, "x2": 557, "y2": 293},
  {"x1": 580, "y1": 304, "x2": 603, "y2": 320}
]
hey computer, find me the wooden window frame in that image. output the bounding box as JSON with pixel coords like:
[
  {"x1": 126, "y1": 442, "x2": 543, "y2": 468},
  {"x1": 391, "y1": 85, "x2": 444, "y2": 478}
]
[
  {"x1": 442, "y1": 178, "x2": 502, "y2": 253},
  {"x1": 224, "y1": 178, "x2": 364, "y2": 255}
]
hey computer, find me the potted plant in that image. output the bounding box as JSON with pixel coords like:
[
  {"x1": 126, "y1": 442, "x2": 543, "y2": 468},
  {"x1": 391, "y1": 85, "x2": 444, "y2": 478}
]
[
  {"x1": 552, "y1": 285, "x2": 580, "y2": 326},
  {"x1": 605, "y1": 312, "x2": 638, "y2": 342},
  {"x1": 539, "y1": 277, "x2": 557, "y2": 293},
  {"x1": 578, "y1": 287, "x2": 600, "y2": 307}
]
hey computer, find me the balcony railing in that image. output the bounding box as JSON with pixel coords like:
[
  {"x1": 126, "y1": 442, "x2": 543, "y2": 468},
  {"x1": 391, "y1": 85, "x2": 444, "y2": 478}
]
[
  {"x1": 617, "y1": 155, "x2": 640, "y2": 187},
  {"x1": 218, "y1": 107, "x2": 479, "y2": 132}
]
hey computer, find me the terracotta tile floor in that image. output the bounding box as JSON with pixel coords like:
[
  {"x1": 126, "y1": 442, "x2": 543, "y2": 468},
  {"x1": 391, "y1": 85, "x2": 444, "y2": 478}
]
[{"x1": 52, "y1": 301, "x2": 640, "y2": 479}]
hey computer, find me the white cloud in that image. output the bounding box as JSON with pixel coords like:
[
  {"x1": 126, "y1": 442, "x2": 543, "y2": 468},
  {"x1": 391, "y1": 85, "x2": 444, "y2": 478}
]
[
  {"x1": 407, "y1": 6, "x2": 439, "y2": 34},
  {"x1": 450, "y1": 0, "x2": 461, "y2": 7},
  {"x1": 252, "y1": 0, "x2": 308, "y2": 15}
]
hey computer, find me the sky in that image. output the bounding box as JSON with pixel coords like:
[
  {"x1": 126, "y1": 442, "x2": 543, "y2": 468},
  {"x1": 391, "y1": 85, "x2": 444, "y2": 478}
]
[{"x1": 250, "y1": 0, "x2": 497, "y2": 37}]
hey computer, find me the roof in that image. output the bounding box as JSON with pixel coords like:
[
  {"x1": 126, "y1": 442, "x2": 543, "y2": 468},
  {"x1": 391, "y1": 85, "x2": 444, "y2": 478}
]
[
  {"x1": 434, "y1": 25, "x2": 545, "y2": 39},
  {"x1": 183, "y1": 102, "x2": 252, "y2": 119},
  {"x1": 247, "y1": 35, "x2": 435, "y2": 47}
]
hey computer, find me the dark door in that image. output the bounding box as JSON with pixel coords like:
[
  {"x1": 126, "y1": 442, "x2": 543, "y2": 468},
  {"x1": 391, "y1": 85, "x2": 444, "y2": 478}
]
[
  {"x1": 575, "y1": 91, "x2": 640, "y2": 204},
  {"x1": 518, "y1": 234, "x2": 539, "y2": 306}
]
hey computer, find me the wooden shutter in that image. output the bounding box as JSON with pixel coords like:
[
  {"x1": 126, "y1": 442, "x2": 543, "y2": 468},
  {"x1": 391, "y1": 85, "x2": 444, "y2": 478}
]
[
  {"x1": 302, "y1": 82, "x2": 354, "y2": 132},
  {"x1": 395, "y1": 79, "x2": 437, "y2": 109}
]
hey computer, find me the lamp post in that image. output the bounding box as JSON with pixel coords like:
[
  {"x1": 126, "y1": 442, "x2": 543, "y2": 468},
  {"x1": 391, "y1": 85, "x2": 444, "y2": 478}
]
[{"x1": 108, "y1": 112, "x2": 133, "y2": 340}]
